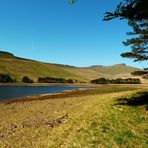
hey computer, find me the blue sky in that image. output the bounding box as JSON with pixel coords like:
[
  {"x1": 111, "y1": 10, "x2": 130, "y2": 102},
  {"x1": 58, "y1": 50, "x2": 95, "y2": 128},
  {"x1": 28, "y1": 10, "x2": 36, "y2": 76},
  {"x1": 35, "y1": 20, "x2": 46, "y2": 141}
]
[{"x1": 0, "y1": 0, "x2": 146, "y2": 68}]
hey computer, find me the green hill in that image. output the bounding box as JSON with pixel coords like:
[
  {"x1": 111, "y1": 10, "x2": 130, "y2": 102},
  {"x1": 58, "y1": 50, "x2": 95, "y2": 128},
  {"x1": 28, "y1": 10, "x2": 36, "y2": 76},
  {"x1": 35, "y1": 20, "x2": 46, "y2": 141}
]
[
  {"x1": 65, "y1": 64, "x2": 140, "y2": 80},
  {"x1": 87, "y1": 64, "x2": 139, "y2": 78},
  {"x1": 0, "y1": 51, "x2": 140, "y2": 82},
  {"x1": 0, "y1": 51, "x2": 16, "y2": 59}
]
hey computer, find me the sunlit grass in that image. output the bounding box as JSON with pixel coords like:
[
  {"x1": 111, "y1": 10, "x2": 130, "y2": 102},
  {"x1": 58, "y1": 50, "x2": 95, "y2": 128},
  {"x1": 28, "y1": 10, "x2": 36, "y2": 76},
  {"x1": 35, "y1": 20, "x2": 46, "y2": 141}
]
[{"x1": 0, "y1": 86, "x2": 147, "y2": 147}]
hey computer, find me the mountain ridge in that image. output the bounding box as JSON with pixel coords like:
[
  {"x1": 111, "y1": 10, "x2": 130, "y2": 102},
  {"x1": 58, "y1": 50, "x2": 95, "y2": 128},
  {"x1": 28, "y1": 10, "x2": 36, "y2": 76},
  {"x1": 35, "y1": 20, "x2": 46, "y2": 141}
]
[{"x1": 0, "y1": 51, "x2": 140, "y2": 82}]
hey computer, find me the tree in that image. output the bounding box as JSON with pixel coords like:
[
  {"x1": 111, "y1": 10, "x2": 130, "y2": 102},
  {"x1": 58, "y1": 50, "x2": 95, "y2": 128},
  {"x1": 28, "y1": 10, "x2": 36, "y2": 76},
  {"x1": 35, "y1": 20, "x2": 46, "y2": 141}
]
[
  {"x1": 66, "y1": 79, "x2": 74, "y2": 83},
  {"x1": 22, "y1": 76, "x2": 33, "y2": 83},
  {"x1": 91, "y1": 78, "x2": 108, "y2": 84},
  {"x1": 104, "y1": 0, "x2": 148, "y2": 76},
  {"x1": 70, "y1": 0, "x2": 148, "y2": 77},
  {"x1": 91, "y1": 77, "x2": 141, "y2": 84},
  {"x1": 0, "y1": 74, "x2": 14, "y2": 83}
]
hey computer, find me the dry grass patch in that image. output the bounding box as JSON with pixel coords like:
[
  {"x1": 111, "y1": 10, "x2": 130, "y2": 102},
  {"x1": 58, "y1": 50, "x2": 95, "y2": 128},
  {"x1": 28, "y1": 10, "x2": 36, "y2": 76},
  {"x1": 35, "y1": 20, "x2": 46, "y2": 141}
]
[{"x1": 0, "y1": 86, "x2": 147, "y2": 147}]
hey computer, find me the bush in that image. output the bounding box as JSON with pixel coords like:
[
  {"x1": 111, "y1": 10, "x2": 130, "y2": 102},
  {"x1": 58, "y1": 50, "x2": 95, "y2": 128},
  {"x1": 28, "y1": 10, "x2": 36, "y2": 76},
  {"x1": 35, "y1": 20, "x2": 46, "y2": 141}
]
[
  {"x1": 38, "y1": 77, "x2": 75, "y2": 83},
  {"x1": 91, "y1": 78, "x2": 108, "y2": 84},
  {"x1": 91, "y1": 78, "x2": 141, "y2": 84},
  {"x1": 38, "y1": 77, "x2": 66, "y2": 83},
  {"x1": 0, "y1": 74, "x2": 14, "y2": 82},
  {"x1": 66, "y1": 79, "x2": 74, "y2": 83},
  {"x1": 22, "y1": 76, "x2": 33, "y2": 83},
  {"x1": 131, "y1": 70, "x2": 148, "y2": 76}
]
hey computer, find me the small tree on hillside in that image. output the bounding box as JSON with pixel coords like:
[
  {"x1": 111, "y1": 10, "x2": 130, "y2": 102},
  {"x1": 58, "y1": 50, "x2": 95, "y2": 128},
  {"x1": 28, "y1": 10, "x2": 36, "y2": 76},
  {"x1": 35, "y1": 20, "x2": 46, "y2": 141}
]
[
  {"x1": 22, "y1": 76, "x2": 33, "y2": 83},
  {"x1": 0, "y1": 74, "x2": 14, "y2": 82}
]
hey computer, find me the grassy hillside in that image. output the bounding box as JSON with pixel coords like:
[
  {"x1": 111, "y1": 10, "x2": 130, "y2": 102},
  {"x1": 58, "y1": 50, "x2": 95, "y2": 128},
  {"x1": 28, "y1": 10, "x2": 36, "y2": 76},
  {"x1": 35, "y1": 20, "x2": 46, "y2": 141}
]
[
  {"x1": 64, "y1": 64, "x2": 140, "y2": 80},
  {"x1": 0, "y1": 51, "x2": 140, "y2": 82},
  {"x1": 0, "y1": 59, "x2": 81, "y2": 81},
  {"x1": 0, "y1": 51, "x2": 16, "y2": 59},
  {"x1": 88, "y1": 64, "x2": 138, "y2": 76}
]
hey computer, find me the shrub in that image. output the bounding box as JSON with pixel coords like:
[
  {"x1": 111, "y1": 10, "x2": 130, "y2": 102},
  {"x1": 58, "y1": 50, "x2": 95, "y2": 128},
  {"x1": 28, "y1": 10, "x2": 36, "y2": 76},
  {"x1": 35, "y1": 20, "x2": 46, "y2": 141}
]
[
  {"x1": 38, "y1": 77, "x2": 66, "y2": 83},
  {"x1": 91, "y1": 78, "x2": 141, "y2": 84},
  {"x1": 38, "y1": 77, "x2": 75, "y2": 83},
  {"x1": 131, "y1": 70, "x2": 148, "y2": 76},
  {"x1": 0, "y1": 74, "x2": 14, "y2": 82},
  {"x1": 91, "y1": 78, "x2": 108, "y2": 84},
  {"x1": 22, "y1": 76, "x2": 33, "y2": 83},
  {"x1": 66, "y1": 79, "x2": 74, "y2": 83}
]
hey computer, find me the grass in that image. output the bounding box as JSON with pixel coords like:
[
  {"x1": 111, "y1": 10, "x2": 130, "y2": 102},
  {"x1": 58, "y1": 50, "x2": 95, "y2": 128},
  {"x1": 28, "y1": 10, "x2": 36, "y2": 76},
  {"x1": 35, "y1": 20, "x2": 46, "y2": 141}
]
[
  {"x1": 0, "y1": 59, "x2": 82, "y2": 81},
  {"x1": 0, "y1": 85, "x2": 147, "y2": 147},
  {"x1": 88, "y1": 64, "x2": 139, "y2": 76},
  {"x1": 0, "y1": 51, "x2": 140, "y2": 82}
]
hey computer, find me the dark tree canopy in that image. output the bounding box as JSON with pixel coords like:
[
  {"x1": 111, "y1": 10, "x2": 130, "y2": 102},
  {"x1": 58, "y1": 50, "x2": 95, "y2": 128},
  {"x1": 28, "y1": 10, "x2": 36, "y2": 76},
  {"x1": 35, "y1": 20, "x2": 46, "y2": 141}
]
[
  {"x1": 22, "y1": 76, "x2": 33, "y2": 83},
  {"x1": 91, "y1": 77, "x2": 141, "y2": 84},
  {"x1": 104, "y1": 0, "x2": 148, "y2": 62},
  {"x1": 0, "y1": 74, "x2": 15, "y2": 83},
  {"x1": 104, "y1": 0, "x2": 148, "y2": 21}
]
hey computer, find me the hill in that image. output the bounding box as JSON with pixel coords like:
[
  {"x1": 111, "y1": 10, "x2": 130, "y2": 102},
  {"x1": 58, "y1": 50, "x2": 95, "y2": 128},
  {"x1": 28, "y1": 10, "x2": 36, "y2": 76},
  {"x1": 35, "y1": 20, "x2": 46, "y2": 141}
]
[
  {"x1": 64, "y1": 64, "x2": 140, "y2": 80},
  {"x1": 0, "y1": 51, "x2": 140, "y2": 82},
  {"x1": 0, "y1": 51, "x2": 16, "y2": 59}
]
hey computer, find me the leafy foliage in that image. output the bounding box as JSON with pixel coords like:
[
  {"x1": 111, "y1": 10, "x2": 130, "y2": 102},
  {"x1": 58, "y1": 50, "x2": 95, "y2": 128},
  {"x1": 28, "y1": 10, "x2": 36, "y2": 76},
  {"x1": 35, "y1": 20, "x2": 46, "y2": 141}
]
[
  {"x1": 104, "y1": 0, "x2": 148, "y2": 63},
  {"x1": 38, "y1": 77, "x2": 66, "y2": 83},
  {"x1": 66, "y1": 79, "x2": 74, "y2": 83},
  {"x1": 91, "y1": 77, "x2": 141, "y2": 84},
  {"x1": 38, "y1": 77, "x2": 74, "y2": 83},
  {"x1": 131, "y1": 69, "x2": 148, "y2": 78},
  {"x1": 91, "y1": 78, "x2": 108, "y2": 84},
  {"x1": 104, "y1": 0, "x2": 148, "y2": 79},
  {"x1": 22, "y1": 76, "x2": 33, "y2": 83},
  {"x1": 131, "y1": 70, "x2": 148, "y2": 76},
  {"x1": 121, "y1": 19, "x2": 148, "y2": 62},
  {"x1": 0, "y1": 74, "x2": 15, "y2": 82},
  {"x1": 104, "y1": 0, "x2": 148, "y2": 21}
]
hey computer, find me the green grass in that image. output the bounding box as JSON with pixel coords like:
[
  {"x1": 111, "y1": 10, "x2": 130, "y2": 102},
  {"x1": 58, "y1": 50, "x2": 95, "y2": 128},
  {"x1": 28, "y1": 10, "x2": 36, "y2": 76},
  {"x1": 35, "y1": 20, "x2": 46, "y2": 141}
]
[
  {"x1": 0, "y1": 51, "x2": 140, "y2": 82},
  {"x1": 0, "y1": 59, "x2": 81, "y2": 82},
  {"x1": 0, "y1": 51, "x2": 16, "y2": 59},
  {"x1": 88, "y1": 64, "x2": 139, "y2": 76},
  {"x1": 0, "y1": 85, "x2": 147, "y2": 147}
]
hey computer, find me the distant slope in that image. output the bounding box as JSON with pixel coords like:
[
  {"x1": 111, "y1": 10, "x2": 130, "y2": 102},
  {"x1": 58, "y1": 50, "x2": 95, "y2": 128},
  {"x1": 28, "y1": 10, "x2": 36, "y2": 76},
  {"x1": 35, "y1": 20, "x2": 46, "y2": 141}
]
[
  {"x1": 87, "y1": 64, "x2": 139, "y2": 78},
  {"x1": 0, "y1": 51, "x2": 140, "y2": 82},
  {"x1": 65, "y1": 64, "x2": 140, "y2": 80}
]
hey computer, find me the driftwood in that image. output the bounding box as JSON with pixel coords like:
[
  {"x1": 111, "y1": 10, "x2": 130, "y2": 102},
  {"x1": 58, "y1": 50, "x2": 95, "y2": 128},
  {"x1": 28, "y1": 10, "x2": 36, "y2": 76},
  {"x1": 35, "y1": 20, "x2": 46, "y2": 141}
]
[{"x1": 22, "y1": 114, "x2": 68, "y2": 128}]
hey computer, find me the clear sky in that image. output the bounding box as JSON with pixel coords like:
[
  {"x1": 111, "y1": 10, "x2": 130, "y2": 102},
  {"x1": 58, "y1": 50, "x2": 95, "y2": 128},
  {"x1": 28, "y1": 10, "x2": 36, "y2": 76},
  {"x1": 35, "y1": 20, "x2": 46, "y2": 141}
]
[{"x1": 0, "y1": 0, "x2": 147, "y2": 68}]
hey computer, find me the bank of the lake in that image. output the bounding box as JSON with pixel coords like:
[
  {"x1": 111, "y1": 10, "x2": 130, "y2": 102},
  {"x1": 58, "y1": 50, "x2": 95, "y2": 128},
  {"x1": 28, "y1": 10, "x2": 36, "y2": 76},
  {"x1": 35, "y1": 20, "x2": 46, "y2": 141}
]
[{"x1": 0, "y1": 85, "x2": 147, "y2": 147}]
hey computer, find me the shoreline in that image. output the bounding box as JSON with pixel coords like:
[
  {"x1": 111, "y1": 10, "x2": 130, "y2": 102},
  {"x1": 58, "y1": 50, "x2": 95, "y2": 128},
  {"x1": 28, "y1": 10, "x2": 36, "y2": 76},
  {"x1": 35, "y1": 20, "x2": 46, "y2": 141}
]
[
  {"x1": 0, "y1": 82, "x2": 97, "y2": 87},
  {"x1": 1, "y1": 84, "x2": 147, "y2": 104},
  {"x1": 0, "y1": 87, "x2": 92, "y2": 104},
  {"x1": 0, "y1": 86, "x2": 147, "y2": 147},
  {"x1": 0, "y1": 84, "x2": 147, "y2": 104},
  {"x1": 0, "y1": 82, "x2": 147, "y2": 87}
]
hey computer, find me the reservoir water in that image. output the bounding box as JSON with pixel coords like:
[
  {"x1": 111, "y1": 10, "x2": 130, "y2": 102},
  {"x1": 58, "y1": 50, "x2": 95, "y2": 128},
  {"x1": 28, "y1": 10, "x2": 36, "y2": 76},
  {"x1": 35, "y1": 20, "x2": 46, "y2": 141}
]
[{"x1": 0, "y1": 85, "x2": 86, "y2": 100}]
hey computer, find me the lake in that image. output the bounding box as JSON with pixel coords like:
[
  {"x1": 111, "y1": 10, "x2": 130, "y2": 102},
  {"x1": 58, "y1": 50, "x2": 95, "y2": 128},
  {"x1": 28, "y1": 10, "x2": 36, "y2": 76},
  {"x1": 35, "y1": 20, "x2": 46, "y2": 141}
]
[{"x1": 0, "y1": 85, "x2": 87, "y2": 100}]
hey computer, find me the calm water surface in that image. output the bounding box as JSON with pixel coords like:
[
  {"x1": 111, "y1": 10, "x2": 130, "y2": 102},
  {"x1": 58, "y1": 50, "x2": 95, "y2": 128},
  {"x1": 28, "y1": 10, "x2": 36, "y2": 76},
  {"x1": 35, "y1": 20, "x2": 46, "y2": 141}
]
[{"x1": 0, "y1": 85, "x2": 86, "y2": 100}]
